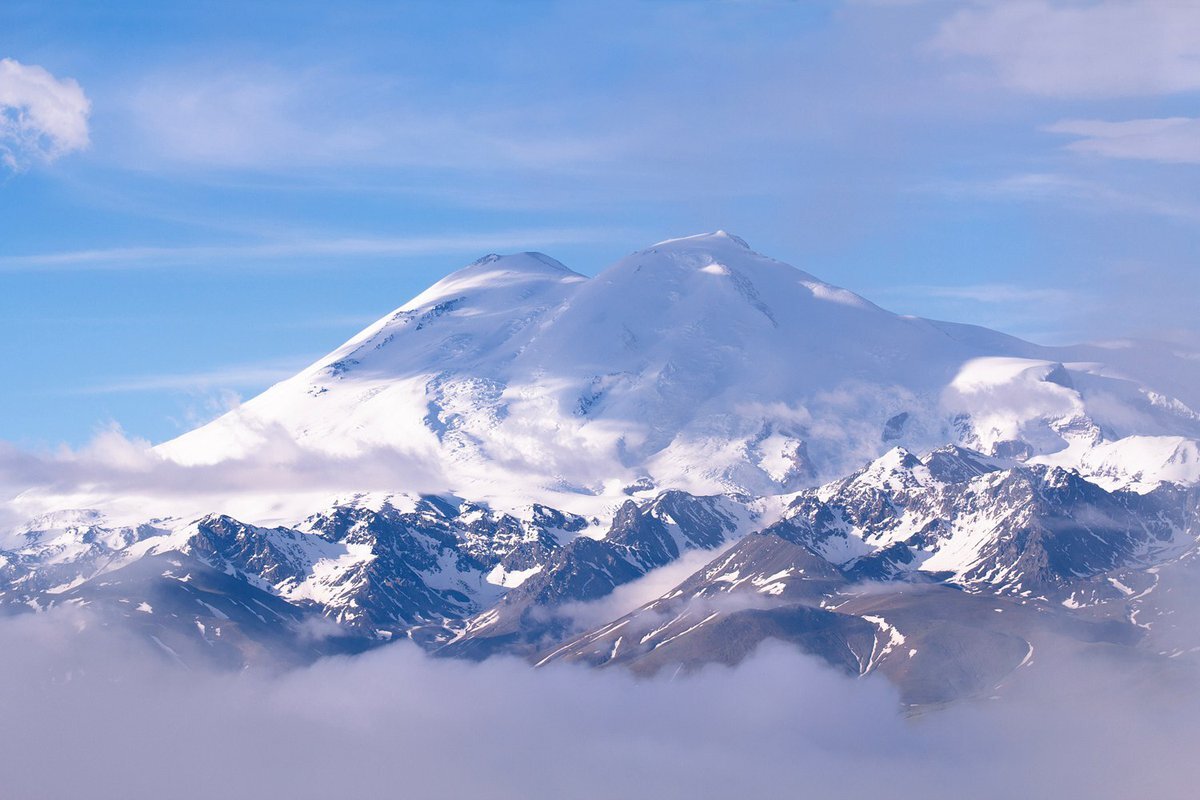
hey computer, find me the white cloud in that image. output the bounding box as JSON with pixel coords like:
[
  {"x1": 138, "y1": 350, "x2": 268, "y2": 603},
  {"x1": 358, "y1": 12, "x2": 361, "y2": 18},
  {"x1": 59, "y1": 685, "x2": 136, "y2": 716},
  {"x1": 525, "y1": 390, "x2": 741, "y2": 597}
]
[
  {"x1": 120, "y1": 67, "x2": 627, "y2": 173},
  {"x1": 935, "y1": 172, "x2": 1200, "y2": 223},
  {"x1": 0, "y1": 607, "x2": 1197, "y2": 799},
  {"x1": 915, "y1": 283, "x2": 1077, "y2": 305},
  {"x1": 176, "y1": 388, "x2": 244, "y2": 431},
  {"x1": 0, "y1": 57, "x2": 91, "y2": 170},
  {"x1": 0, "y1": 425, "x2": 453, "y2": 527},
  {"x1": 77, "y1": 358, "x2": 309, "y2": 394},
  {"x1": 0, "y1": 227, "x2": 617, "y2": 271},
  {"x1": 1047, "y1": 117, "x2": 1200, "y2": 164},
  {"x1": 873, "y1": 277, "x2": 1093, "y2": 345},
  {"x1": 932, "y1": 1, "x2": 1200, "y2": 97}
]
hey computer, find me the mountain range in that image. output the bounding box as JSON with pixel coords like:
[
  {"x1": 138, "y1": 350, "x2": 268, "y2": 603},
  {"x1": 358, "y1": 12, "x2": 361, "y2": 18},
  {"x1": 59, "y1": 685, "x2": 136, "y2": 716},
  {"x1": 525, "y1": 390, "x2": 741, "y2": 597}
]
[{"x1": 3, "y1": 231, "x2": 1199, "y2": 705}]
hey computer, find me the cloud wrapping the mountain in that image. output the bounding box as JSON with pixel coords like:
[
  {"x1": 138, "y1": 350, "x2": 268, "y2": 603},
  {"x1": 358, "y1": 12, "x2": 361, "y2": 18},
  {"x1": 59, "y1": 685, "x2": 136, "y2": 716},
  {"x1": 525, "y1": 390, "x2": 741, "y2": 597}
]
[
  {"x1": 0, "y1": 607, "x2": 1195, "y2": 800},
  {"x1": 0, "y1": 58, "x2": 90, "y2": 170},
  {"x1": 0, "y1": 426, "x2": 451, "y2": 530}
]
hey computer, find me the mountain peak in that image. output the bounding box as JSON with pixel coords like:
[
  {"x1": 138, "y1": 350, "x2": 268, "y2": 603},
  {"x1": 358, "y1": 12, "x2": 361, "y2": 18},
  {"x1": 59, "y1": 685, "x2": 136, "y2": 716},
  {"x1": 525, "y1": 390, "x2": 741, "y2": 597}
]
[
  {"x1": 402, "y1": 251, "x2": 585, "y2": 310},
  {"x1": 453, "y1": 251, "x2": 578, "y2": 280},
  {"x1": 157, "y1": 232, "x2": 1200, "y2": 508},
  {"x1": 649, "y1": 230, "x2": 753, "y2": 251},
  {"x1": 626, "y1": 230, "x2": 829, "y2": 286},
  {"x1": 466, "y1": 251, "x2": 574, "y2": 274}
]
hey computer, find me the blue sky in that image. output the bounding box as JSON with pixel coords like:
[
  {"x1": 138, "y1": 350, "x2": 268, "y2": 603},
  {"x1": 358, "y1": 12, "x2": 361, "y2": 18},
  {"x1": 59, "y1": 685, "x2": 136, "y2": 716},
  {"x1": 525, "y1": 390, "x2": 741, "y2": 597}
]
[{"x1": 2, "y1": 0, "x2": 1198, "y2": 447}]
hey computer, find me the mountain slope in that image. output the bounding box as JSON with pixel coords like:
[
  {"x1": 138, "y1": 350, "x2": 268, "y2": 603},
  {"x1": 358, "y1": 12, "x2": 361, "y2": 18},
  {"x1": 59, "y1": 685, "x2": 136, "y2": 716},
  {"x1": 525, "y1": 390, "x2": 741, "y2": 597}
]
[{"x1": 538, "y1": 449, "x2": 1188, "y2": 703}]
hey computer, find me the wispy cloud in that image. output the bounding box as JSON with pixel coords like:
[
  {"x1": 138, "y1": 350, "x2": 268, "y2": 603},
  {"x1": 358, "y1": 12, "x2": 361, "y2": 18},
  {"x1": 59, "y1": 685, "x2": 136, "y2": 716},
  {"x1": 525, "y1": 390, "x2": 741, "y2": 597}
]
[
  {"x1": 0, "y1": 58, "x2": 90, "y2": 171},
  {"x1": 929, "y1": 172, "x2": 1200, "y2": 224},
  {"x1": 874, "y1": 280, "x2": 1092, "y2": 344},
  {"x1": 75, "y1": 358, "x2": 310, "y2": 395},
  {"x1": 263, "y1": 314, "x2": 381, "y2": 331},
  {"x1": 117, "y1": 66, "x2": 630, "y2": 175},
  {"x1": 932, "y1": 1, "x2": 1200, "y2": 98},
  {"x1": 1046, "y1": 118, "x2": 1200, "y2": 165},
  {"x1": 907, "y1": 283, "x2": 1076, "y2": 306},
  {"x1": 0, "y1": 227, "x2": 616, "y2": 271}
]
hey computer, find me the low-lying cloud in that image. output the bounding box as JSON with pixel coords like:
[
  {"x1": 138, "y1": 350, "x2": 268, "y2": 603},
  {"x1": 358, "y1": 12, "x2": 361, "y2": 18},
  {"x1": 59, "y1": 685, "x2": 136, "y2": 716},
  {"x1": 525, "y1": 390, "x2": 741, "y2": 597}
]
[
  {"x1": 0, "y1": 606, "x2": 1195, "y2": 800},
  {"x1": 0, "y1": 425, "x2": 451, "y2": 530}
]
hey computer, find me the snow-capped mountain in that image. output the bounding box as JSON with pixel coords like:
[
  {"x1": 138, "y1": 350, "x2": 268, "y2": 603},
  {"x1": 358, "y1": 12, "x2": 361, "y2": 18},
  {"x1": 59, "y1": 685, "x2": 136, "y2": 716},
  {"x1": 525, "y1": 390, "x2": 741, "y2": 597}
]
[
  {"x1": 3, "y1": 231, "x2": 1200, "y2": 704},
  {"x1": 157, "y1": 231, "x2": 1200, "y2": 507}
]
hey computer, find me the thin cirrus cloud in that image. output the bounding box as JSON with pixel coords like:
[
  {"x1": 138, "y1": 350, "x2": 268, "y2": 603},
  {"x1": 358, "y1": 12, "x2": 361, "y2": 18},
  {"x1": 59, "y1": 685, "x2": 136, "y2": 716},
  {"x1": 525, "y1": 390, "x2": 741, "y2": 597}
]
[
  {"x1": 1046, "y1": 118, "x2": 1200, "y2": 165},
  {"x1": 931, "y1": 1, "x2": 1200, "y2": 97},
  {"x1": 0, "y1": 57, "x2": 91, "y2": 170},
  {"x1": 119, "y1": 68, "x2": 628, "y2": 174},
  {"x1": 929, "y1": 172, "x2": 1200, "y2": 224},
  {"x1": 74, "y1": 358, "x2": 311, "y2": 395},
  {"x1": 0, "y1": 227, "x2": 617, "y2": 271},
  {"x1": 873, "y1": 281, "x2": 1089, "y2": 343},
  {"x1": 910, "y1": 283, "x2": 1077, "y2": 306}
]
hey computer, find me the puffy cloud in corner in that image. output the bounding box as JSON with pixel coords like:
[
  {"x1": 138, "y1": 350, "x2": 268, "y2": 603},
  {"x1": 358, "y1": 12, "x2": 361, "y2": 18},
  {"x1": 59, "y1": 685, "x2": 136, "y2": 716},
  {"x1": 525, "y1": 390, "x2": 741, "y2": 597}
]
[
  {"x1": 931, "y1": 1, "x2": 1200, "y2": 97},
  {"x1": 1046, "y1": 117, "x2": 1200, "y2": 165},
  {"x1": 0, "y1": 57, "x2": 91, "y2": 171}
]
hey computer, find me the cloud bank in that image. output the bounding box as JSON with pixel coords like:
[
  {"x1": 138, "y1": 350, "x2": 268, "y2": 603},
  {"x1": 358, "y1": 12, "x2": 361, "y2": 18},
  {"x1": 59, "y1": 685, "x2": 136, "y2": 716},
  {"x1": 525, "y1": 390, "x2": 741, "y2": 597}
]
[
  {"x1": 0, "y1": 606, "x2": 1196, "y2": 800},
  {"x1": 0, "y1": 58, "x2": 90, "y2": 170},
  {"x1": 0, "y1": 426, "x2": 451, "y2": 532}
]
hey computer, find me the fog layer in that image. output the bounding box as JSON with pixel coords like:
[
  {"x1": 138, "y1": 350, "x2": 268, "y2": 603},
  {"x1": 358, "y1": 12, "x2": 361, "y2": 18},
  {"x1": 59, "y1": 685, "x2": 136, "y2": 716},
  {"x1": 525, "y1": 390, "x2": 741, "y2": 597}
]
[{"x1": 0, "y1": 609, "x2": 1196, "y2": 800}]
